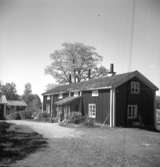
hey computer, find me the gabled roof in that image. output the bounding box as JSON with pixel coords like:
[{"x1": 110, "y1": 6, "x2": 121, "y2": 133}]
[
  {"x1": 43, "y1": 70, "x2": 158, "y2": 96},
  {"x1": 0, "y1": 95, "x2": 7, "y2": 104},
  {"x1": 7, "y1": 100, "x2": 27, "y2": 107}
]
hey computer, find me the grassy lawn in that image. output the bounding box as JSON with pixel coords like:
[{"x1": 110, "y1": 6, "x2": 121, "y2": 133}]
[
  {"x1": 0, "y1": 122, "x2": 47, "y2": 167},
  {"x1": 11, "y1": 125, "x2": 160, "y2": 167}
]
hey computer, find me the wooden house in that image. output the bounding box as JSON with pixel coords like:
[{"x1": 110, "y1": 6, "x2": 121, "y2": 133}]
[
  {"x1": 6, "y1": 100, "x2": 27, "y2": 115},
  {"x1": 0, "y1": 93, "x2": 27, "y2": 119},
  {"x1": 42, "y1": 70, "x2": 158, "y2": 128}
]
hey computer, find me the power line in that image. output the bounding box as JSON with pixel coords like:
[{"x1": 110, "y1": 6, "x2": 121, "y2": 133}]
[
  {"x1": 123, "y1": 1, "x2": 136, "y2": 166},
  {"x1": 128, "y1": 0, "x2": 136, "y2": 72}
]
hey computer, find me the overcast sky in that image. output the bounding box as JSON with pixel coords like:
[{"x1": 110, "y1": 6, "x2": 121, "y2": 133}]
[{"x1": 0, "y1": 0, "x2": 160, "y2": 97}]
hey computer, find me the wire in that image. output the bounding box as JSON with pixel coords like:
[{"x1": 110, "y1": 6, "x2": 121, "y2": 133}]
[
  {"x1": 128, "y1": 0, "x2": 136, "y2": 72},
  {"x1": 123, "y1": 0, "x2": 136, "y2": 166}
]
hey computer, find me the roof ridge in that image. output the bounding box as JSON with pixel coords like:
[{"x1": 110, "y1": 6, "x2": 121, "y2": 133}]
[
  {"x1": 68, "y1": 70, "x2": 136, "y2": 86},
  {"x1": 43, "y1": 70, "x2": 138, "y2": 95}
]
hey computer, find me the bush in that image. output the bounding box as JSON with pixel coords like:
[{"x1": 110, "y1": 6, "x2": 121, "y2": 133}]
[
  {"x1": 84, "y1": 118, "x2": 95, "y2": 127},
  {"x1": 68, "y1": 113, "x2": 86, "y2": 124},
  {"x1": 36, "y1": 112, "x2": 51, "y2": 122},
  {"x1": 19, "y1": 110, "x2": 32, "y2": 119},
  {"x1": 51, "y1": 117, "x2": 58, "y2": 123},
  {"x1": 6, "y1": 112, "x2": 21, "y2": 120}
]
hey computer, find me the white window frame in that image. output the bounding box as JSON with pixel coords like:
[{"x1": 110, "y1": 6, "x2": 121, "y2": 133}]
[
  {"x1": 131, "y1": 81, "x2": 140, "y2": 94},
  {"x1": 73, "y1": 91, "x2": 82, "y2": 97},
  {"x1": 58, "y1": 93, "x2": 63, "y2": 99},
  {"x1": 92, "y1": 90, "x2": 99, "y2": 97},
  {"x1": 47, "y1": 96, "x2": 50, "y2": 100},
  {"x1": 127, "y1": 104, "x2": 138, "y2": 119},
  {"x1": 74, "y1": 91, "x2": 79, "y2": 97},
  {"x1": 88, "y1": 104, "x2": 96, "y2": 118}
]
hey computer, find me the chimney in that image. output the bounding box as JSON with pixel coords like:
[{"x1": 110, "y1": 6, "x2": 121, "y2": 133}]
[{"x1": 108, "y1": 64, "x2": 116, "y2": 76}]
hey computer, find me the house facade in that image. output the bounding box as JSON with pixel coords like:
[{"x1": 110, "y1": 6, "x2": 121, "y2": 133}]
[
  {"x1": 6, "y1": 100, "x2": 27, "y2": 115},
  {"x1": 42, "y1": 70, "x2": 158, "y2": 128},
  {"x1": 0, "y1": 94, "x2": 27, "y2": 120}
]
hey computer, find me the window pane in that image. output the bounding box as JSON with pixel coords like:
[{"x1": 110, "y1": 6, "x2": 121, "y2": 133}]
[
  {"x1": 88, "y1": 104, "x2": 96, "y2": 118},
  {"x1": 131, "y1": 81, "x2": 140, "y2": 94},
  {"x1": 92, "y1": 90, "x2": 99, "y2": 96}
]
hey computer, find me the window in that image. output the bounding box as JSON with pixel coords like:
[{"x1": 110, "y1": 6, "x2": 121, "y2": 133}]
[
  {"x1": 88, "y1": 104, "x2": 96, "y2": 118},
  {"x1": 47, "y1": 96, "x2": 50, "y2": 100},
  {"x1": 58, "y1": 94, "x2": 63, "y2": 99},
  {"x1": 127, "y1": 104, "x2": 138, "y2": 119},
  {"x1": 131, "y1": 81, "x2": 140, "y2": 94},
  {"x1": 92, "y1": 90, "x2": 99, "y2": 97},
  {"x1": 74, "y1": 91, "x2": 79, "y2": 97},
  {"x1": 73, "y1": 91, "x2": 81, "y2": 97}
]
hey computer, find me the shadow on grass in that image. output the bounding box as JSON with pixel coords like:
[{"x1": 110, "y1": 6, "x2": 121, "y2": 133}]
[{"x1": 0, "y1": 122, "x2": 48, "y2": 166}]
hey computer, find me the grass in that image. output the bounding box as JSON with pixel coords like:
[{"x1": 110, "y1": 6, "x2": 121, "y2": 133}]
[
  {"x1": 0, "y1": 122, "x2": 47, "y2": 166},
  {"x1": 10, "y1": 125, "x2": 160, "y2": 167}
]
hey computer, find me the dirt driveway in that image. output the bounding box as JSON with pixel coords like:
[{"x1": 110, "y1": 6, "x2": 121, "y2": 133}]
[
  {"x1": 7, "y1": 120, "x2": 83, "y2": 138},
  {"x1": 6, "y1": 120, "x2": 160, "y2": 167}
]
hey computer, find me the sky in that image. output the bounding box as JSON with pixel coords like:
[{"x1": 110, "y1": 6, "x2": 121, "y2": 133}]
[{"x1": 0, "y1": 0, "x2": 160, "y2": 98}]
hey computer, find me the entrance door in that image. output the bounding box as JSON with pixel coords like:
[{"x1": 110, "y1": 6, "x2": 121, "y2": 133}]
[
  {"x1": 0, "y1": 104, "x2": 4, "y2": 120},
  {"x1": 127, "y1": 104, "x2": 140, "y2": 126},
  {"x1": 46, "y1": 104, "x2": 50, "y2": 114}
]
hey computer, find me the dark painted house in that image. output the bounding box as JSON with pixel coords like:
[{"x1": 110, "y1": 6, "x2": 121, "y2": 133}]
[
  {"x1": 0, "y1": 94, "x2": 27, "y2": 120},
  {"x1": 6, "y1": 100, "x2": 27, "y2": 115},
  {"x1": 42, "y1": 70, "x2": 158, "y2": 128}
]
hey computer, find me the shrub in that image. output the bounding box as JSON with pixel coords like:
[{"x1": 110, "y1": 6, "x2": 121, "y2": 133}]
[
  {"x1": 51, "y1": 117, "x2": 58, "y2": 123},
  {"x1": 19, "y1": 110, "x2": 32, "y2": 119},
  {"x1": 69, "y1": 113, "x2": 86, "y2": 124},
  {"x1": 37, "y1": 112, "x2": 51, "y2": 122},
  {"x1": 6, "y1": 112, "x2": 21, "y2": 120},
  {"x1": 84, "y1": 118, "x2": 95, "y2": 127}
]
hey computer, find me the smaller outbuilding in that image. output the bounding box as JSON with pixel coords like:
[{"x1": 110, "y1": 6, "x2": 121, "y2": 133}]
[
  {"x1": 0, "y1": 93, "x2": 27, "y2": 120},
  {"x1": 6, "y1": 100, "x2": 27, "y2": 115}
]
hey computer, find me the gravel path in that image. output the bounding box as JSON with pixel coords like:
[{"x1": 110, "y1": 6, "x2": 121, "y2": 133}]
[{"x1": 7, "y1": 120, "x2": 83, "y2": 138}]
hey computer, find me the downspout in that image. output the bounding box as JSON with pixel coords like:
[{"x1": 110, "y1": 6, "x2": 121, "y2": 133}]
[
  {"x1": 51, "y1": 96, "x2": 53, "y2": 119},
  {"x1": 110, "y1": 88, "x2": 116, "y2": 127},
  {"x1": 153, "y1": 92, "x2": 157, "y2": 130},
  {"x1": 112, "y1": 88, "x2": 116, "y2": 127},
  {"x1": 110, "y1": 89, "x2": 113, "y2": 127}
]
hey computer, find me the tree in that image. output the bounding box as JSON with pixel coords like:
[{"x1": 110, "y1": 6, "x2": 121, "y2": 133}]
[
  {"x1": 22, "y1": 83, "x2": 41, "y2": 114},
  {"x1": 0, "y1": 82, "x2": 19, "y2": 100},
  {"x1": 46, "y1": 83, "x2": 58, "y2": 91},
  {"x1": 45, "y1": 42, "x2": 108, "y2": 84},
  {"x1": 24, "y1": 83, "x2": 32, "y2": 95}
]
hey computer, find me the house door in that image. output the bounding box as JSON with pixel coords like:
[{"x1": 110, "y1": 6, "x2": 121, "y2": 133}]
[
  {"x1": 46, "y1": 104, "x2": 50, "y2": 114},
  {"x1": 0, "y1": 104, "x2": 4, "y2": 120},
  {"x1": 127, "y1": 104, "x2": 140, "y2": 127}
]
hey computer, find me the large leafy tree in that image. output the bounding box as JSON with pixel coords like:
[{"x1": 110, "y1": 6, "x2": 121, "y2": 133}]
[
  {"x1": 0, "y1": 82, "x2": 19, "y2": 100},
  {"x1": 45, "y1": 42, "x2": 108, "y2": 84},
  {"x1": 22, "y1": 83, "x2": 41, "y2": 113}
]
